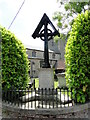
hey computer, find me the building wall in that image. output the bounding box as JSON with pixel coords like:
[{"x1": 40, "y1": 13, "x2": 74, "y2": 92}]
[
  {"x1": 26, "y1": 37, "x2": 66, "y2": 78},
  {"x1": 48, "y1": 39, "x2": 66, "y2": 60},
  {"x1": 30, "y1": 59, "x2": 40, "y2": 78},
  {"x1": 58, "y1": 39, "x2": 66, "y2": 60},
  {"x1": 44, "y1": 38, "x2": 67, "y2": 71},
  {"x1": 48, "y1": 39, "x2": 60, "y2": 54},
  {"x1": 26, "y1": 48, "x2": 60, "y2": 78},
  {"x1": 26, "y1": 48, "x2": 60, "y2": 60}
]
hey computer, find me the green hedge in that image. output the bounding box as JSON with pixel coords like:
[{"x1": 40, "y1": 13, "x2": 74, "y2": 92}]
[
  {"x1": 65, "y1": 10, "x2": 90, "y2": 103},
  {"x1": 1, "y1": 26, "x2": 30, "y2": 90}
]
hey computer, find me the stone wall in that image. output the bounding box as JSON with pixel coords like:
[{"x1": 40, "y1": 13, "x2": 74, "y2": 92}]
[{"x1": 2, "y1": 102, "x2": 90, "y2": 120}]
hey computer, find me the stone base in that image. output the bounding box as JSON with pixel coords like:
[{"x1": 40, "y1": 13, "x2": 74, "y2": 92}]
[
  {"x1": 57, "y1": 73, "x2": 66, "y2": 87},
  {"x1": 38, "y1": 68, "x2": 54, "y2": 89}
]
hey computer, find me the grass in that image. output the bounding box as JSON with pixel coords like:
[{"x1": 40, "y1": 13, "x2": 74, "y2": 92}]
[
  {"x1": 54, "y1": 81, "x2": 58, "y2": 88},
  {"x1": 34, "y1": 78, "x2": 58, "y2": 89},
  {"x1": 35, "y1": 78, "x2": 39, "y2": 88}
]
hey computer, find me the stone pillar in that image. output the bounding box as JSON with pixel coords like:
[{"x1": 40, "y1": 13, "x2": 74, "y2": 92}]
[
  {"x1": 38, "y1": 68, "x2": 54, "y2": 89},
  {"x1": 57, "y1": 73, "x2": 66, "y2": 87}
]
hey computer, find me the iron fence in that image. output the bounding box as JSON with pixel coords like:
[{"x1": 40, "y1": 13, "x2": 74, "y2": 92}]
[{"x1": 2, "y1": 86, "x2": 75, "y2": 109}]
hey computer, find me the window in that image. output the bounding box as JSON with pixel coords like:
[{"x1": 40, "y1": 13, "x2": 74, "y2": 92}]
[
  {"x1": 32, "y1": 51, "x2": 36, "y2": 57},
  {"x1": 52, "y1": 53, "x2": 55, "y2": 59}
]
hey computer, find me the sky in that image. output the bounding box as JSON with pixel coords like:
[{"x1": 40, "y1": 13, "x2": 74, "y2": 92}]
[{"x1": 0, "y1": 0, "x2": 60, "y2": 49}]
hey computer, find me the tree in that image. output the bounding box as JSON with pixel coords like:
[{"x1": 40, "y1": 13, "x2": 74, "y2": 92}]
[
  {"x1": 53, "y1": 0, "x2": 89, "y2": 39},
  {"x1": 65, "y1": 10, "x2": 90, "y2": 103},
  {"x1": 1, "y1": 25, "x2": 30, "y2": 90}
]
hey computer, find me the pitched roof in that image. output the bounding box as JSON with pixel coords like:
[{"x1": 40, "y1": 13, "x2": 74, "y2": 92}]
[
  {"x1": 55, "y1": 59, "x2": 65, "y2": 70},
  {"x1": 25, "y1": 44, "x2": 55, "y2": 53}
]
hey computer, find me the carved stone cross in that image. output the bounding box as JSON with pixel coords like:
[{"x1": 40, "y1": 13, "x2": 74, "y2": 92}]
[{"x1": 32, "y1": 13, "x2": 60, "y2": 68}]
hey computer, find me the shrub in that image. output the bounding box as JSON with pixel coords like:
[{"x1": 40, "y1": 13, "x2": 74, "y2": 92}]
[
  {"x1": 65, "y1": 10, "x2": 90, "y2": 103},
  {"x1": 1, "y1": 25, "x2": 30, "y2": 90}
]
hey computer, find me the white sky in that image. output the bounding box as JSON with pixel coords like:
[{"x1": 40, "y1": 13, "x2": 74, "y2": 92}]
[{"x1": 0, "y1": 0, "x2": 59, "y2": 49}]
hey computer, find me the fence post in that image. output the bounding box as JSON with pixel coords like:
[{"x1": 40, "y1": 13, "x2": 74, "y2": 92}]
[
  {"x1": 33, "y1": 79, "x2": 35, "y2": 89},
  {"x1": 45, "y1": 88, "x2": 47, "y2": 108},
  {"x1": 60, "y1": 88, "x2": 61, "y2": 107},
  {"x1": 38, "y1": 88, "x2": 40, "y2": 108},
  {"x1": 14, "y1": 88, "x2": 16, "y2": 106},
  {"x1": 75, "y1": 88, "x2": 77, "y2": 104},
  {"x1": 71, "y1": 88, "x2": 74, "y2": 106},
  {"x1": 67, "y1": 87, "x2": 69, "y2": 107},
  {"x1": 21, "y1": 87, "x2": 23, "y2": 108},
  {"x1": 64, "y1": 87, "x2": 65, "y2": 107},
  {"x1": 7, "y1": 90, "x2": 9, "y2": 104},
  {"x1": 17, "y1": 88, "x2": 19, "y2": 107},
  {"x1": 41, "y1": 88, "x2": 43, "y2": 108},
  {"x1": 31, "y1": 88, "x2": 33, "y2": 108},
  {"x1": 56, "y1": 88, "x2": 58, "y2": 108},
  {"x1": 35, "y1": 88, "x2": 36, "y2": 108},
  {"x1": 11, "y1": 87, "x2": 13, "y2": 105},
  {"x1": 52, "y1": 88, "x2": 54, "y2": 108},
  {"x1": 5, "y1": 90, "x2": 7, "y2": 102},
  {"x1": 49, "y1": 88, "x2": 50, "y2": 109}
]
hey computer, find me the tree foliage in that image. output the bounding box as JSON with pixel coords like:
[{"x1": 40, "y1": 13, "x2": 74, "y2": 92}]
[
  {"x1": 65, "y1": 10, "x2": 90, "y2": 103},
  {"x1": 53, "y1": 0, "x2": 89, "y2": 39},
  {"x1": 1, "y1": 25, "x2": 30, "y2": 90}
]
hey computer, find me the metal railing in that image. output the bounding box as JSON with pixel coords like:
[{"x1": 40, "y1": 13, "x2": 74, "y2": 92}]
[{"x1": 2, "y1": 86, "x2": 75, "y2": 109}]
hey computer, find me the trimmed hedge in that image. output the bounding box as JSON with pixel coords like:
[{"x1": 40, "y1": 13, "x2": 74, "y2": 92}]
[
  {"x1": 1, "y1": 26, "x2": 30, "y2": 90},
  {"x1": 65, "y1": 11, "x2": 90, "y2": 103}
]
